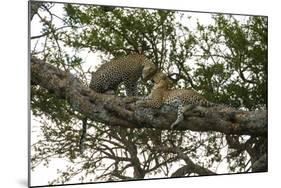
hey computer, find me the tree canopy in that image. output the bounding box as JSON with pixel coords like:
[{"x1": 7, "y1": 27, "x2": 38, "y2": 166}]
[{"x1": 30, "y1": 2, "x2": 267, "y2": 186}]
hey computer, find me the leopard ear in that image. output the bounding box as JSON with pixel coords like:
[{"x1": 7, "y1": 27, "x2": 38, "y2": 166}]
[
  {"x1": 137, "y1": 47, "x2": 143, "y2": 54},
  {"x1": 142, "y1": 66, "x2": 150, "y2": 80}
]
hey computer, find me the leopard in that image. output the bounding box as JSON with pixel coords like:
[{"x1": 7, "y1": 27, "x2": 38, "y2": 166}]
[
  {"x1": 137, "y1": 72, "x2": 217, "y2": 129},
  {"x1": 78, "y1": 54, "x2": 156, "y2": 154},
  {"x1": 89, "y1": 53, "x2": 157, "y2": 96}
]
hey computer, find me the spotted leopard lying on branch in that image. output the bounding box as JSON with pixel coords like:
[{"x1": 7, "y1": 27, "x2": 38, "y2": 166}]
[{"x1": 137, "y1": 72, "x2": 220, "y2": 129}]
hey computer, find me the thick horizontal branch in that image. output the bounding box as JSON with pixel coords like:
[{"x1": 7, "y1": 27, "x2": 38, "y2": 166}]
[{"x1": 31, "y1": 57, "x2": 267, "y2": 136}]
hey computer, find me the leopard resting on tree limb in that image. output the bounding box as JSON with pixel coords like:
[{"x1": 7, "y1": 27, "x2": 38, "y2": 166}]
[{"x1": 137, "y1": 72, "x2": 232, "y2": 129}]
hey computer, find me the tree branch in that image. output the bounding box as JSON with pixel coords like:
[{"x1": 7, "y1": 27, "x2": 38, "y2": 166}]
[
  {"x1": 153, "y1": 146, "x2": 216, "y2": 176},
  {"x1": 31, "y1": 57, "x2": 267, "y2": 136}
]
